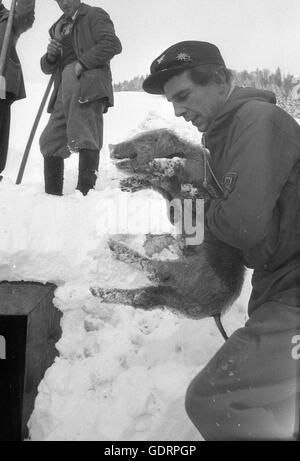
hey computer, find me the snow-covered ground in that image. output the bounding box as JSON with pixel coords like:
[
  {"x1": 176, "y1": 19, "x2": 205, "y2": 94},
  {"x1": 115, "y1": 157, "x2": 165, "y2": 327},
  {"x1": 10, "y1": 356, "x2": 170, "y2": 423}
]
[{"x1": 1, "y1": 86, "x2": 251, "y2": 441}]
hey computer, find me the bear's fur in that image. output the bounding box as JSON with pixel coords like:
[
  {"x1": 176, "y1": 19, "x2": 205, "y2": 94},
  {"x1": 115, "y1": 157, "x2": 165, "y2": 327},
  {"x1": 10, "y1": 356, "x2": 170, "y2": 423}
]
[
  {"x1": 94, "y1": 129, "x2": 246, "y2": 320},
  {"x1": 91, "y1": 235, "x2": 245, "y2": 319},
  {"x1": 109, "y1": 128, "x2": 214, "y2": 200}
]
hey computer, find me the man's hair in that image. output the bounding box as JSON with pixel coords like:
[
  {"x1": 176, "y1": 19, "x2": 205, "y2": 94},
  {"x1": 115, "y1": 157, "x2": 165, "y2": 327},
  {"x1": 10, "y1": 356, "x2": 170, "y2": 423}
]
[{"x1": 187, "y1": 64, "x2": 232, "y2": 86}]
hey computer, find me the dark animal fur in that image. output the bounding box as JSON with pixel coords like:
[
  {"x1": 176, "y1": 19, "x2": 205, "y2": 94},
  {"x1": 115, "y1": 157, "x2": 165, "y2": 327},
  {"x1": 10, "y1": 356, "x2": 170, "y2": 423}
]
[{"x1": 93, "y1": 129, "x2": 245, "y2": 319}]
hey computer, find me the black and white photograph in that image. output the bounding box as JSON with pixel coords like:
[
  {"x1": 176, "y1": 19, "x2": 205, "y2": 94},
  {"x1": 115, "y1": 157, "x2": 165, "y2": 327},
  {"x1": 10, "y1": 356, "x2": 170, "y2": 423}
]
[{"x1": 0, "y1": 0, "x2": 300, "y2": 443}]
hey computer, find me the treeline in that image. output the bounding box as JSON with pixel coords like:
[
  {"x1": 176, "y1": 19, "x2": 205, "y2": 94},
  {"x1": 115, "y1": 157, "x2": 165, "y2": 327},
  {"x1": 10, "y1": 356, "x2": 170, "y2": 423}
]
[
  {"x1": 114, "y1": 75, "x2": 146, "y2": 92},
  {"x1": 113, "y1": 67, "x2": 300, "y2": 117},
  {"x1": 232, "y1": 68, "x2": 300, "y2": 117}
]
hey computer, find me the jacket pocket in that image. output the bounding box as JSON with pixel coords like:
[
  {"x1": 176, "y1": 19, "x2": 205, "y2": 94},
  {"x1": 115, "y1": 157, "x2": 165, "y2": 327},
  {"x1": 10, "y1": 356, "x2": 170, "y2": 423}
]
[{"x1": 79, "y1": 68, "x2": 112, "y2": 105}]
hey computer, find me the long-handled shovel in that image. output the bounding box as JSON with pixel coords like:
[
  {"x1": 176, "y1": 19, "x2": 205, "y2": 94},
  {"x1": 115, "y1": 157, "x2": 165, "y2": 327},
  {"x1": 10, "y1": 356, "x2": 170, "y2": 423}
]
[
  {"x1": 0, "y1": 0, "x2": 17, "y2": 99},
  {"x1": 16, "y1": 73, "x2": 55, "y2": 184}
]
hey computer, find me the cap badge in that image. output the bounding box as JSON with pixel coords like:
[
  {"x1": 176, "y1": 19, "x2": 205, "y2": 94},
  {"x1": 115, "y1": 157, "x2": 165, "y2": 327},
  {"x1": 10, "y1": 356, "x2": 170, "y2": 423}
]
[
  {"x1": 176, "y1": 52, "x2": 193, "y2": 62},
  {"x1": 157, "y1": 54, "x2": 165, "y2": 65}
]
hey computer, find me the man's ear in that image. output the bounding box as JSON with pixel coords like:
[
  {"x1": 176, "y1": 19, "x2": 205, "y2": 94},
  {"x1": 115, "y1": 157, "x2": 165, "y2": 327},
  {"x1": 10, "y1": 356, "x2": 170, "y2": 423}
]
[{"x1": 214, "y1": 69, "x2": 227, "y2": 85}]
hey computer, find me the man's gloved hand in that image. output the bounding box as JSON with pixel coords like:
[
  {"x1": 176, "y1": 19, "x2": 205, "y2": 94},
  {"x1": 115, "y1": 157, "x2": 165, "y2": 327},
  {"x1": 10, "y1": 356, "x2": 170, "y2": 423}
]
[
  {"x1": 74, "y1": 61, "x2": 84, "y2": 78},
  {"x1": 46, "y1": 39, "x2": 62, "y2": 63},
  {"x1": 14, "y1": 0, "x2": 35, "y2": 36},
  {"x1": 46, "y1": 17, "x2": 66, "y2": 63},
  {"x1": 15, "y1": 0, "x2": 35, "y2": 18}
]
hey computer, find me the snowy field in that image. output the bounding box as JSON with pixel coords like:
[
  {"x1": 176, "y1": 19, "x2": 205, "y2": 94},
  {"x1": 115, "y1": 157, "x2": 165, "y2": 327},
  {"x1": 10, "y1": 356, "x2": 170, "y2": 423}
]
[{"x1": 0, "y1": 85, "x2": 252, "y2": 441}]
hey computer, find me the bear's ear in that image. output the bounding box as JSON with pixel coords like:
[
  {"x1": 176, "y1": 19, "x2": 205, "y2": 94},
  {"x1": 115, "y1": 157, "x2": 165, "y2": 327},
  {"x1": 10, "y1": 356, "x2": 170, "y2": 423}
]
[{"x1": 155, "y1": 129, "x2": 184, "y2": 159}]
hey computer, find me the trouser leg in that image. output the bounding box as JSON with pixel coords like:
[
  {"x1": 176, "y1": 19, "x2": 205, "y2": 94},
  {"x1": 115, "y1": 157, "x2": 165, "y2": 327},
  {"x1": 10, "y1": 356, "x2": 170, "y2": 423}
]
[
  {"x1": 0, "y1": 99, "x2": 12, "y2": 173},
  {"x1": 39, "y1": 84, "x2": 70, "y2": 195},
  {"x1": 185, "y1": 301, "x2": 300, "y2": 440},
  {"x1": 39, "y1": 84, "x2": 70, "y2": 160},
  {"x1": 76, "y1": 149, "x2": 100, "y2": 196},
  {"x1": 44, "y1": 157, "x2": 64, "y2": 196},
  {"x1": 61, "y1": 63, "x2": 105, "y2": 195},
  {"x1": 40, "y1": 64, "x2": 105, "y2": 194}
]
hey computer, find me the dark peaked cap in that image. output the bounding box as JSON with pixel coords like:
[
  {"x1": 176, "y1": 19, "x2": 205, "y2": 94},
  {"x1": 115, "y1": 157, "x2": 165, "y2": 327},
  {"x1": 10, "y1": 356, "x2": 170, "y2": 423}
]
[{"x1": 143, "y1": 41, "x2": 226, "y2": 95}]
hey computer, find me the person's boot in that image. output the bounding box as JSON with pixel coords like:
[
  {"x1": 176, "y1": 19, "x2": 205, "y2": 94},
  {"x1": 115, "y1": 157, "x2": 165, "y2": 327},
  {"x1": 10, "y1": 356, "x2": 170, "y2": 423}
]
[
  {"x1": 76, "y1": 149, "x2": 100, "y2": 196},
  {"x1": 44, "y1": 157, "x2": 64, "y2": 196}
]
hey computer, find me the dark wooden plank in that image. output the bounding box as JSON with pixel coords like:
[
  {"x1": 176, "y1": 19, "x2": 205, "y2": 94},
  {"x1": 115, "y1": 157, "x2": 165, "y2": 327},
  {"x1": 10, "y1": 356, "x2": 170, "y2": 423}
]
[
  {"x1": 0, "y1": 334, "x2": 5, "y2": 359},
  {"x1": 22, "y1": 288, "x2": 61, "y2": 439},
  {"x1": 0, "y1": 316, "x2": 27, "y2": 441},
  {"x1": 0, "y1": 282, "x2": 55, "y2": 316},
  {"x1": 0, "y1": 282, "x2": 61, "y2": 441}
]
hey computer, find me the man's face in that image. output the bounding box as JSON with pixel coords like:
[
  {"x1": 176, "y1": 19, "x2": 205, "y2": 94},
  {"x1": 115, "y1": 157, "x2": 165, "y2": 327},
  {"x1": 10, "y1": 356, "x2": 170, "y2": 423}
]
[
  {"x1": 163, "y1": 71, "x2": 226, "y2": 132},
  {"x1": 55, "y1": 0, "x2": 81, "y2": 17}
]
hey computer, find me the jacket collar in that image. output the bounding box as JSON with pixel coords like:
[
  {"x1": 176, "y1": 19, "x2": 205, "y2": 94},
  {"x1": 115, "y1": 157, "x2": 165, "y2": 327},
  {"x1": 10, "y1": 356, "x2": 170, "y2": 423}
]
[
  {"x1": 50, "y1": 2, "x2": 89, "y2": 35},
  {"x1": 206, "y1": 85, "x2": 276, "y2": 136},
  {"x1": 0, "y1": 5, "x2": 9, "y2": 22},
  {"x1": 77, "y1": 3, "x2": 90, "y2": 17}
]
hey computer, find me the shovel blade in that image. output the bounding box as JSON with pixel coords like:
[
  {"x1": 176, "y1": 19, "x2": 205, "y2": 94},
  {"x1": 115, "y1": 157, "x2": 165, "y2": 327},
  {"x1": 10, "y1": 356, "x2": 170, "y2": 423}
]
[{"x1": 0, "y1": 75, "x2": 6, "y2": 99}]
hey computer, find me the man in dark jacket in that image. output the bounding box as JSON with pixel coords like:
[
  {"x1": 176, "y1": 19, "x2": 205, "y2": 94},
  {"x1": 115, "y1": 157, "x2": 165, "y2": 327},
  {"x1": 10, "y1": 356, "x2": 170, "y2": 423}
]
[
  {"x1": 0, "y1": 0, "x2": 35, "y2": 176},
  {"x1": 141, "y1": 41, "x2": 300, "y2": 440},
  {"x1": 40, "y1": 0, "x2": 122, "y2": 195}
]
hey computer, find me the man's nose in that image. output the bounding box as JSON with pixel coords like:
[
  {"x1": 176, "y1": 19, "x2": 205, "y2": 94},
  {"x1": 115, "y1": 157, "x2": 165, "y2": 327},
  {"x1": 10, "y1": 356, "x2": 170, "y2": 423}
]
[{"x1": 173, "y1": 103, "x2": 186, "y2": 118}]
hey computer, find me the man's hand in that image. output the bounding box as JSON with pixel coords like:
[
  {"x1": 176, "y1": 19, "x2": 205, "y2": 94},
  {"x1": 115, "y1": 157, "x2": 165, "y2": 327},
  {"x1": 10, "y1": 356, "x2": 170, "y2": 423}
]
[
  {"x1": 14, "y1": 0, "x2": 35, "y2": 36},
  {"x1": 47, "y1": 39, "x2": 62, "y2": 63},
  {"x1": 74, "y1": 62, "x2": 84, "y2": 79},
  {"x1": 15, "y1": 0, "x2": 35, "y2": 18}
]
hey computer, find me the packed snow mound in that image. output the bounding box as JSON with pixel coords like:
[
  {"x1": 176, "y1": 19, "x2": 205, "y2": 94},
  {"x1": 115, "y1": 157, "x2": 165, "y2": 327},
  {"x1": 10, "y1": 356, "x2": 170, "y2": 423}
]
[
  {"x1": 1, "y1": 90, "x2": 250, "y2": 441},
  {"x1": 0, "y1": 184, "x2": 173, "y2": 284}
]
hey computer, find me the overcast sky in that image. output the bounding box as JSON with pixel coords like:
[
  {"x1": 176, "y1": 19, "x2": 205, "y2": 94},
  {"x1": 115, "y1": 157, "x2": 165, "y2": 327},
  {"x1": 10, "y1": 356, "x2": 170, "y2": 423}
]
[{"x1": 5, "y1": 0, "x2": 300, "y2": 84}]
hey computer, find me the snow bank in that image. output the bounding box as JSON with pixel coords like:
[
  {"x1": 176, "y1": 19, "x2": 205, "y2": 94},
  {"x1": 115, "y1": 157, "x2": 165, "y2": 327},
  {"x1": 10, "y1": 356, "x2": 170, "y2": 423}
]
[{"x1": 0, "y1": 89, "x2": 250, "y2": 441}]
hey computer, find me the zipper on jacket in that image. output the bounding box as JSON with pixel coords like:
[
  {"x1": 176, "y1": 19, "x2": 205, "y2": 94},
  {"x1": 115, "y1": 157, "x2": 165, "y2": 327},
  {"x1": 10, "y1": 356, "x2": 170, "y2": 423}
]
[{"x1": 201, "y1": 133, "x2": 225, "y2": 199}]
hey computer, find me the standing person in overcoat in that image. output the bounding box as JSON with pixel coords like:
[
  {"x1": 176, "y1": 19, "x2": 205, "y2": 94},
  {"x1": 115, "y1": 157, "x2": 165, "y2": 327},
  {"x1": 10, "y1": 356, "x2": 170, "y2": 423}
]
[
  {"x1": 0, "y1": 0, "x2": 35, "y2": 177},
  {"x1": 40, "y1": 0, "x2": 122, "y2": 195}
]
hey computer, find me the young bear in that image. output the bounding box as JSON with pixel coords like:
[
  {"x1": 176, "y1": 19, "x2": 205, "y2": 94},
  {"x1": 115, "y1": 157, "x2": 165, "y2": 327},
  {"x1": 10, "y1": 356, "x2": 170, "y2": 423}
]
[
  {"x1": 92, "y1": 129, "x2": 245, "y2": 322},
  {"x1": 109, "y1": 128, "x2": 223, "y2": 200}
]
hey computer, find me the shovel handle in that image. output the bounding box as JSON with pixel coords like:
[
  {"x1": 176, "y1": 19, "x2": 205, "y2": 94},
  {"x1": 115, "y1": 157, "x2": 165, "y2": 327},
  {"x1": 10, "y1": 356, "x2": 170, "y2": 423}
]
[{"x1": 16, "y1": 73, "x2": 56, "y2": 185}]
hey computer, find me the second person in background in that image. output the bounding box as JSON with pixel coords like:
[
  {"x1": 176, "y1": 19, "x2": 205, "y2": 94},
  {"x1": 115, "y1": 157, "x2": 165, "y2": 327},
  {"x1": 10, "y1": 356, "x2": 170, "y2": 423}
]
[
  {"x1": 0, "y1": 0, "x2": 35, "y2": 178},
  {"x1": 40, "y1": 0, "x2": 122, "y2": 195}
]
